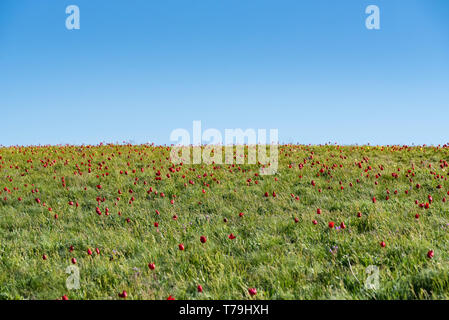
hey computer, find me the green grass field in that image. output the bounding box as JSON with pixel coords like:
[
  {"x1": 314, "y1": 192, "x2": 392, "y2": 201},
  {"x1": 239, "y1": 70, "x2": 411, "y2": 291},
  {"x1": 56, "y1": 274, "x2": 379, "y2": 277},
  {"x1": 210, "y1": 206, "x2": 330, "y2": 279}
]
[{"x1": 1, "y1": 144, "x2": 449, "y2": 300}]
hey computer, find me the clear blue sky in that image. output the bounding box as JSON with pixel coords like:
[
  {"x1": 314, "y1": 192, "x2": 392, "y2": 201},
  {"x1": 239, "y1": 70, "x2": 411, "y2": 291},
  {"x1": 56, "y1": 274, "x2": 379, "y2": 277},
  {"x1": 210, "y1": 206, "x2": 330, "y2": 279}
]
[{"x1": 1, "y1": 0, "x2": 448, "y2": 146}]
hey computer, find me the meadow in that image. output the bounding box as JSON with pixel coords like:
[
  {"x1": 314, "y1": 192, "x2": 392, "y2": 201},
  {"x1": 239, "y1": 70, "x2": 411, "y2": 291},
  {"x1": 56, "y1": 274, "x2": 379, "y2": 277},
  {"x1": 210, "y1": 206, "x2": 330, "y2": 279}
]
[{"x1": 1, "y1": 144, "x2": 449, "y2": 300}]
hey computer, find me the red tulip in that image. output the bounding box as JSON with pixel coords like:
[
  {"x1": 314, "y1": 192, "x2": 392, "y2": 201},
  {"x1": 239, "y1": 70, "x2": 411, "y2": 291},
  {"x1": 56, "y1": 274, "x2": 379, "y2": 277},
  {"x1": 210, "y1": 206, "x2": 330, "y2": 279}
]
[{"x1": 248, "y1": 288, "x2": 257, "y2": 296}]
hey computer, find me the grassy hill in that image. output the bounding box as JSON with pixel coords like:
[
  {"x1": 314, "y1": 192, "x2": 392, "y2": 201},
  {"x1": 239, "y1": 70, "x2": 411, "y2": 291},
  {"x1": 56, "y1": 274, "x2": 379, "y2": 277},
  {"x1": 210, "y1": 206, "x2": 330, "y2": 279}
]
[{"x1": 1, "y1": 144, "x2": 448, "y2": 299}]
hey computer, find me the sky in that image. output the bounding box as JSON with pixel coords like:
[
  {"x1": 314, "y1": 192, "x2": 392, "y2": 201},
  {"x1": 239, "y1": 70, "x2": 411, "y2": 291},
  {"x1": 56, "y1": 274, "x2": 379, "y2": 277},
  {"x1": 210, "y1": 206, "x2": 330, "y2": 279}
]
[{"x1": 1, "y1": 0, "x2": 448, "y2": 146}]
